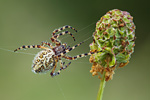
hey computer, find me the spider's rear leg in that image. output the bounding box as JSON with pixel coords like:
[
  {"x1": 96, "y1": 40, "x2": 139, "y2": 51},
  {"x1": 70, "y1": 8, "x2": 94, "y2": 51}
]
[
  {"x1": 50, "y1": 58, "x2": 58, "y2": 77},
  {"x1": 14, "y1": 45, "x2": 49, "y2": 52},
  {"x1": 51, "y1": 62, "x2": 71, "y2": 76},
  {"x1": 59, "y1": 58, "x2": 63, "y2": 69},
  {"x1": 61, "y1": 62, "x2": 71, "y2": 70},
  {"x1": 59, "y1": 59, "x2": 70, "y2": 70},
  {"x1": 52, "y1": 25, "x2": 77, "y2": 36}
]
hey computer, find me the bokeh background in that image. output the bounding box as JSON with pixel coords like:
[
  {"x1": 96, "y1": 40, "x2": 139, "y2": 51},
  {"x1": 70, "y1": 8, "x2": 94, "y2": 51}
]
[{"x1": 0, "y1": 0, "x2": 150, "y2": 100}]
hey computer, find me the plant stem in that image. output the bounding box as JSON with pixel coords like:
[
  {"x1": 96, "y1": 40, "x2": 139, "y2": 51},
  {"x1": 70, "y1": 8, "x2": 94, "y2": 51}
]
[{"x1": 97, "y1": 72, "x2": 106, "y2": 100}]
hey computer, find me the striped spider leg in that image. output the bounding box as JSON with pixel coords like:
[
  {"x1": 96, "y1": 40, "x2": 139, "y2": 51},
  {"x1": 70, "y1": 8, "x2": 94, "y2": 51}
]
[
  {"x1": 14, "y1": 25, "x2": 100, "y2": 77},
  {"x1": 50, "y1": 58, "x2": 71, "y2": 76},
  {"x1": 51, "y1": 25, "x2": 77, "y2": 46},
  {"x1": 50, "y1": 41, "x2": 102, "y2": 76},
  {"x1": 50, "y1": 41, "x2": 84, "y2": 76},
  {"x1": 14, "y1": 45, "x2": 50, "y2": 52},
  {"x1": 52, "y1": 25, "x2": 77, "y2": 36}
]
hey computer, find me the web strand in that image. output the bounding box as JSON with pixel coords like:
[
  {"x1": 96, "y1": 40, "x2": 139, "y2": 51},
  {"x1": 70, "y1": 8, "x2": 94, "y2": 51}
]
[
  {"x1": 69, "y1": 29, "x2": 94, "y2": 46},
  {"x1": 54, "y1": 77, "x2": 67, "y2": 100},
  {"x1": 60, "y1": 22, "x2": 95, "y2": 41},
  {"x1": 0, "y1": 48, "x2": 36, "y2": 56}
]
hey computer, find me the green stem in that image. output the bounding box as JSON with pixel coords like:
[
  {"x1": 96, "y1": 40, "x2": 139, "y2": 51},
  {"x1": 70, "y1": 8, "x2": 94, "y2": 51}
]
[{"x1": 97, "y1": 72, "x2": 106, "y2": 100}]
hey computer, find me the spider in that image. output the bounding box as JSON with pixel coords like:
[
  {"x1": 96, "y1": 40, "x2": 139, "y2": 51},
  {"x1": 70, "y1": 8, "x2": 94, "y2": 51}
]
[{"x1": 14, "y1": 25, "x2": 98, "y2": 77}]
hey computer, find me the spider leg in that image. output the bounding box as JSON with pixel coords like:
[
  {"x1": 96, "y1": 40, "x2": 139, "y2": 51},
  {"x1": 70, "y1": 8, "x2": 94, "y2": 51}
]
[
  {"x1": 62, "y1": 43, "x2": 67, "y2": 48},
  {"x1": 57, "y1": 41, "x2": 84, "y2": 57},
  {"x1": 52, "y1": 31, "x2": 76, "y2": 41},
  {"x1": 51, "y1": 31, "x2": 76, "y2": 46},
  {"x1": 66, "y1": 46, "x2": 70, "y2": 49},
  {"x1": 52, "y1": 25, "x2": 77, "y2": 36},
  {"x1": 60, "y1": 43, "x2": 70, "y2": 49},
  {"x1": 51, "y1": 62, "x2": 72, "y2": 76},
  {"x1": 41, "y1": 41, "x2": 53, "y2": 49},
  {"x1": 50, "y1": 58, "x2": 58, "y2": 77},
  {"x1": 62, "y1": 62, "x2": 65, "y2": 65},
  {"x1": 61, "y1": 62, "x2": 71, "y2": 70},
  {"x1": 62, "y1": 52, "x2": 97, "y2": 60},
  {"x1": 59, "y1": 58, "x2": 63, "y2": 69},
  {"x1": 51, "y1": 38, "x2": 61, "y2": 46},
  {"x1": 14, "y1": 45, "x2": 49, "y2": 52},
  {"x1": 51, "y1": 26, "x2": 77, "y2": 46},
  {"x1": 65, "y1": 41, "x2": 84, "y2": 53}
]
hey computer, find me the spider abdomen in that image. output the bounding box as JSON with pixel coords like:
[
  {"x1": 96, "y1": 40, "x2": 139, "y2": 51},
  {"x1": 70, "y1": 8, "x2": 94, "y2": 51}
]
[{"x1": 32, "y1": 49, "x2": 55, "y2": 73}]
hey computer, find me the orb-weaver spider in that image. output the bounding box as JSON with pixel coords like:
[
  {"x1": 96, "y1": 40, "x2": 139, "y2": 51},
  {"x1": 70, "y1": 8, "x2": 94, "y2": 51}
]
[{"x1": 14, "y1": 25, "x2": 98, "y2": 77}]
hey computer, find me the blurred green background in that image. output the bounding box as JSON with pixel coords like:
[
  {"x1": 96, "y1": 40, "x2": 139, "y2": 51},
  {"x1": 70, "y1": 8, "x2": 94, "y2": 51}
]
[{"x1": 0, "y1": 0, "x2": 149, "y2": 100}]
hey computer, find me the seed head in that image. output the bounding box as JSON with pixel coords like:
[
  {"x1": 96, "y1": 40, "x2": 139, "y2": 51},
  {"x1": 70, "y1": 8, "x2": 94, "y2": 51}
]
[{"x1": 89, "y1": 9, "x2": 136, "y2": 81}]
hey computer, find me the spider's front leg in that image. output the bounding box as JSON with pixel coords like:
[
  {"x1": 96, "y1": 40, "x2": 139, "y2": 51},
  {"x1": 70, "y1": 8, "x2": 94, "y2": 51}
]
[
  {"x1": 52, "y1": 25, "x2": 77, "y2": 36},
  {"x1": 51, "y1": 31, "x2": 77, "y2": 46},
  {"x1": 51, "y1": 25, "x2": 77, "y2": 46},
  {"x1": 57, "y1": 41, "x2": 84, "y2": 57},
  {"x1": 53, "y1": 31, "x2": 76, "y2": 41},
  {"x1": 62, "y1": 52, "x2": 96, "y2": 60},
  {"x1": 57, "y1": 41, "x2": 102, "y2": 59},
  {"x1": 62, "y1": 43, "x2": 70, "y2": 49},
  {"x1": 41, "y1": 41, "x2": 53, "y2": 49},
  {"x1": 14, "y1": 45, "x2": 49, "y2": 52}
]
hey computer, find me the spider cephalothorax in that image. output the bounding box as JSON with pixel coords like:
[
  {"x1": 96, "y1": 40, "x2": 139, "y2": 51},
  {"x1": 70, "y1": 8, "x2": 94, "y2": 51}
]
[{"x1": 14, "y1": 25, "x2": 99, "y2": 77}]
